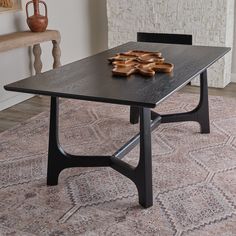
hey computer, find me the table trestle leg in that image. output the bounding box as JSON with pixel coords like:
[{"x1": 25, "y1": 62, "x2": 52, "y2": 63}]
[
  {"x1": 47, "y1": 97, "x2": 111, "y2": 186},
  {"x1": 135, "y1": 107, "x2": 153, "y2": 207},
  {"x1": 157, "y1": 70, "x2": 210, "y2": 133},
  {"x1": 111, "y1": 108, "x2": 155, "y2": 208},
  {"x1": 136, "y1": 70, "x2": 210, "y2": 134},
  {"x1": 130, "y1": 106, "x2": 140, "y2": 124},
  {"x1": 47, "y1": 100, "x2": 160, "y2": 208}
]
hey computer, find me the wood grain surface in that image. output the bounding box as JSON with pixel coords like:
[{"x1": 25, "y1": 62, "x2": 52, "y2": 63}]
[
  {"x1": 1, "y1": 83, "x2": 236, "y2": 133},
  {"x1": 4, "y1": 42, "x2": 230, "y2": 108},
  {"x1": 0, "y1": 30, "x2": 60, "y2": 53}
]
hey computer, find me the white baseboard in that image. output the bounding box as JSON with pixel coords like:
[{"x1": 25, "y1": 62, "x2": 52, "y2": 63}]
[
  {"x1": 231, "y1": 73, "x2": 236, "y2": 83},
  {"x1": 0, "y1": 93, "x2": 34, "y2": 111}
]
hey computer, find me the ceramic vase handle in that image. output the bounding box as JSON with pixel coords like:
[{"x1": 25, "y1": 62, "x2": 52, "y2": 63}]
[
  {"x1": 39, "y1": 1, "x2": 48, "y2": 17},
  {"x1": 26, "y1": 1, "x2": 47, "y2": 18},
  {"x1": 26, "y1": 1, "x2": 33, "y2": 19}
]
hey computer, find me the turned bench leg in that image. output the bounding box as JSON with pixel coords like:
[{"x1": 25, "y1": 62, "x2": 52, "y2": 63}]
[
  {"x1": 52, "y1": 40, "x2": 61, "y2": 69},
  {"x1": 33, "y1": 44, "x2": 43, "y2": 74},
  {"x1": 33, "y1": 40, "x2": 61, "y2": 76}
]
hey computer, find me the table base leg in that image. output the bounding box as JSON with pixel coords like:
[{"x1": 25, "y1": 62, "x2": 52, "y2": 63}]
[
  {"x1": 47, "y1": 98, "x2": 159, "y2": 208},
  {"x1": 136, "y1": 107, "x2": 153, "y2": 207},
  {"x1": 130, "y1": 106, "x2": 140, "y2": 124},
  {"x1": 111, "y1": 108, "x2": 153, "y2": 208},
  {"x1": 130, "y1": 70, "x2": 210, "y2": 134}
]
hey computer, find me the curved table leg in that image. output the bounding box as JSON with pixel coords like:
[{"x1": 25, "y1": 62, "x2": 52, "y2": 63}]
[
  {"x1": 47, "y1": 97, "x2": 111, "y2": 186},
  {"x1": 151, "y1": 70, "x2": 210, "y2": 134},
  {"x1": 47, "y1": 98, "x2": 157, "y2": 208},
  {"x1": 134, "y1": 107, "x2": 153, "y2": 207}
]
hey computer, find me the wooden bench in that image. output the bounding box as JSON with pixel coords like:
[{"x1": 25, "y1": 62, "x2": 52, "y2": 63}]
[{"x1": 0, "y1": 30, "x2": 61, "y2": 73}]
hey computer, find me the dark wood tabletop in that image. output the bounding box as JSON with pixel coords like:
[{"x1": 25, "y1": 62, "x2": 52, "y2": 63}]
[{"x1": 4, "y1": 42, "x2": 230, "y2": 108}]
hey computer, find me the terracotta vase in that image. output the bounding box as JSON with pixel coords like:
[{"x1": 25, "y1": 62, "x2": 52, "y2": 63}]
[{"x1": 26, "y1": 0, "x2": 48, "y2": 32}]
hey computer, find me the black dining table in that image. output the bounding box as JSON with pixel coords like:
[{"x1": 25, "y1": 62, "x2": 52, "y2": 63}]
[{"x1": 4, "y1": 42, "x2": 230, "y2": 208}]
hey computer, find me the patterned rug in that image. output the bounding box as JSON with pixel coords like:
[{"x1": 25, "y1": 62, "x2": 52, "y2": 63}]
[{"x1": 0, "y1": 92, "x2": 236, "y2": 236}]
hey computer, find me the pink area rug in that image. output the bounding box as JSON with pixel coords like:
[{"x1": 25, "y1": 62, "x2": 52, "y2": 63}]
[{"x1": 0, "y1": 92, "x2": 236, "y2": 236}]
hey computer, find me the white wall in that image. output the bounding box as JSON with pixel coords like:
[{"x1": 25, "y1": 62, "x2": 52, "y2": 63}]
[
  {"x1": 231, "y1": 3, "x2": 236, "y2": 83},
  {"x1": 0, "y1": 0, "x2": 108, "y2": 111},
  {"x1": 107, "y1": 0, "x2": 235, "y2": 88}
]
